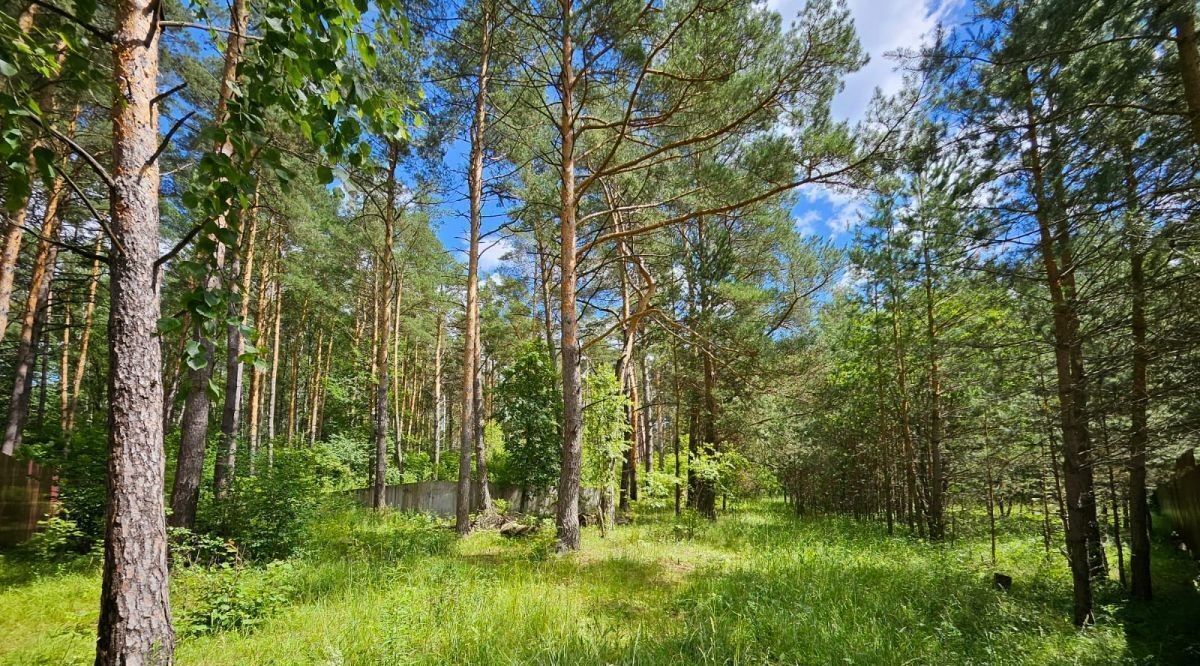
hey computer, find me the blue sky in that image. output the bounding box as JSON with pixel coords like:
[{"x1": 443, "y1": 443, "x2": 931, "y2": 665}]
[{"x1": 433, "y1": 0, "x2": 966, "y2": 273}]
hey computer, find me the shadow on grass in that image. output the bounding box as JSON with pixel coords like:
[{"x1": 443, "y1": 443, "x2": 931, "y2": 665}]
[{"x1": 1114, "y1": 520, "x2": 1200, "y2": 665}]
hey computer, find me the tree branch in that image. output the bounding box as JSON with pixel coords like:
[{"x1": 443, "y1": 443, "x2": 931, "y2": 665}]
[
  {"x1": 52, "y1": 163, "x2": 122, "y2": 258},
  {"x1": 30, "y1": 1, "x2": 113, "y2": 43},
  {"x1": 144, "y1": 110, "x2": 194, "y2": 169}
]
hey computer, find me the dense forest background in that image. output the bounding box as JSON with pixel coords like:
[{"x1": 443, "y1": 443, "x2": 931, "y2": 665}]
[{"x1": 2, "y1": 0, "x2": 1199, "y2": 662}]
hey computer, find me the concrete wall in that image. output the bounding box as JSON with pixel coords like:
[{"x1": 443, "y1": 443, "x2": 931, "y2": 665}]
[{"x1": 350, "y1": 481, "x2": 601, "y2": 518}]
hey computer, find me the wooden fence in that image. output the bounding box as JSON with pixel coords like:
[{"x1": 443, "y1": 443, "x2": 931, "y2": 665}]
[
  {"x1": 0, "y1": 453, "x2": 53, "y2": 547},
  {"x1": 1158, "y1": 449, "x2": 1200, "y2": 558}
]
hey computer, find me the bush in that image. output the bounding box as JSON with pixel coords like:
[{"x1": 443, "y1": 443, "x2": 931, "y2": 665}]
[
  {"x1": 175, "y1": 561, "x2": 296, "y2": 637},
  {"x1": 669, "y1": 508, "x2": 705, "y2": 541},
  {"x1": 22, "y1": 514, "x2": 92, "y2": 562},
  {"x1": 168, "y1": 526, "x2": 240, "y2": 568},
  {"x1": 202, "y1": 447, "x2": 346, "y2": 561},
  {"x1": 22, "y1": 426, "x2": 110, "y2": 548},
  {"x1": 321, "y1": 432, "x2": 369, "y2": 489}
]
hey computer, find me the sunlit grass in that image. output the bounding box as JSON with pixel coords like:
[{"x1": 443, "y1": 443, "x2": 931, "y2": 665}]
[{"x1": 1, "y1": 502, "x2": 1196, "y2": 665}]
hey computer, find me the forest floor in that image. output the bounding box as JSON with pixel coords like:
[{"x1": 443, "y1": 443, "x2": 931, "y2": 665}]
[{"x1": 1, "y1": 501, "x2": 1197, "y2": 665}]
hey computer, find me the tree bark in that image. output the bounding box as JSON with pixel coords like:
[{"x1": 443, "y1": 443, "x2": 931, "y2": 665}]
[
  {"x1": 247, "y1": 230, "x2": 275, "y2": 472},
  {"x1": 169, "y1": 0, "x2": 247, "y2": 524},
  {"x1": 921, "y1": 237, "x2": 944, "y2": 540},
  {"x1": 372, "y1": 143, "x2": 399, "y2": 510},
  {"x1": 65, "y1": 244, "x2": 103, "y2": 435},
  {"x1": 96, "y1": 2, "x2": 174, "y2": 661},
  {"x1": 458, "y1": 2, "x2": 492, "y2": 533},
  {"x1": 554, "y1": 0, "x2": 584, "y2": 551},
  {"x1": 474, "y1": 319, "x2": 493, "y2": 514},
  {"x1": 214, "y1": 183, "x2": 259, "y2": 495},
  {"x1": 1174, "y1": 8, "x2": 1200, "y2": 146},
  {"x1": 1, "y1": 170, "x2": 66, "y2": 455},
  {"x1": 886, "y1": 241, "x2": 922, "y2": 534},
  {"x1": 1126, "y1": 168, "x2": 1152, "y2": 601},
  {"x1": 1023, "y1": 72, "x2": 1094, "y2": 626},
  {"x1": 0, "y1": 30, "x2": 68, "y2": 350},
  {"x1": 267, "y1": 246, "x2": 283, "y2": 456}
]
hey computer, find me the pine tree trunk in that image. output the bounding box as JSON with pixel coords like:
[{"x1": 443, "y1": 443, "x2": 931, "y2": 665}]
[
  {"x1": 887, "y1": 258, "x2": 922, "y2": 534},
  {"x1": 1174, "y1": 8, "x2": 1200, "y2": 146},
  {"x1": 459, "y1": 4, "x2": 492, "y2": 533},
  {"x1": 60, "y1": 296, "x2": 71, "y2": 421},
  {"x1": 96, "y1": 2, "x2": 174, "y2": 660},
  {"x1": 247, "y1": 231, "x2": 274, "y2": 472},
  {"x1": 301, "y1": 329, "x2": 321, "y2": 446},
  {"x1": 65, "y1": 244, "x2": 102, "y2": 435},
  {"x1": 1, "y1": 173, "x2": 65, "y2": 455},
  {"x1": 1023, "y1": 74, "x2": 1094, "y2": 626},
  {"x1": 474, "y1": 317, "x2": 492, "y2": 514},
  {"x1": 391, "y1": 275, "x2": 404, "y2": 468},
  {"x1": 215, "y1": 183, "x2": 259, "y2": 495},
  {"x1": 267, "y1": 250, "x2": 283, "y2": 454},
  {"x1": 170, "y1": 0, "x2": 247, "y2": 524},
  {"x1": 1127, "y1": 203, "x2": 1152, "y2": 601},
  {"x1": 555, "y1": 0, "x2": 583, "y2": 551},
  {"x1": 372, "y1": 144, "x2": 398, "y2": 510},
  {"x1": 0, "y1": 31, "x2": 68, "y2": 349},
  {"x1": 921, "y1": 241, "x2": 944, "y2": 540}
]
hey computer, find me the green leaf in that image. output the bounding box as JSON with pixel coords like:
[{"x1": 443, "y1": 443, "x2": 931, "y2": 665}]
[{"x1": 156, "y1": 317, "x2": 183, "y2": 335}]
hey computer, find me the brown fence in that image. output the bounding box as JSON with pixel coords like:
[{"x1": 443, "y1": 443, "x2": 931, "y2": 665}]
[
  {"x1": 0, "y1": 453, "x2": 53, "y2": 547},
  {"x1": 1157, "y1": 449, "x2": 1200, "y2": 558}
]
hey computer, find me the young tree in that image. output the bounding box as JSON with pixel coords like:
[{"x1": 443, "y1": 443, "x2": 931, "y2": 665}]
[{"x1": 495, "y1": 344, "x2": 562, "y2": 509}]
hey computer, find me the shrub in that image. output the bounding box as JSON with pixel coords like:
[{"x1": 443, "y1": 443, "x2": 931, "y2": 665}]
[
  {"x1": 202, "y1": 447, "x2": 347, "y2": 561},
  {"x1": 23, "y1": 514, "x2": 91, "y2": 562},
  {"x1": 22, "y1": 426, "x2": 111, "y2": 548},
  {"x1": 168, "y1": 526, "x2": 240, "y2": 568},
  {"x1": 175, "y1": 561, "x2": 296, "y2": 637}
]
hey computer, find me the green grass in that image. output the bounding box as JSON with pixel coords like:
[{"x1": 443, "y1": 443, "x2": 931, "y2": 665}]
[{"x1": 1, "y1": 503, "x2": 1197, "y2": 665}]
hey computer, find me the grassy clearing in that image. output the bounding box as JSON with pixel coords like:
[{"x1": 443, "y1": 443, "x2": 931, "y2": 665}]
[{"x1": 1, "y1": 502, "x2": 1196, "y2": 665}]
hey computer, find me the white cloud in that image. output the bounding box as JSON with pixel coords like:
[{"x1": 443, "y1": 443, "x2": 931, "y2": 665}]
[
  {"x1": 767, "y1": 0, "x2": 959, "y2": 122},
  {"x1": 453, "y1": 237, "x2": 514, "y2": 274},
  {"x1": 477, "y1": 238, "x2": 514, "y2": 273},
  {"x1": 793, "y1": 209, "x2": 822, "y2": 236},
  {"x1": 797, "y1": 184, "x2": 865, "y2": 234}
]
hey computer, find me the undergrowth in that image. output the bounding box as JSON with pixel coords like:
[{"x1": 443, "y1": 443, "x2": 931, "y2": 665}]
[{"x1": 0, "y1": 501, "x2": 1196, "y2": 665}]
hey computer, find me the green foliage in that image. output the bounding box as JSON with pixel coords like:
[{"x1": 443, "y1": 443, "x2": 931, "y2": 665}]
[
  {"x1": 202, "y1": 448, "x2": 348, "y2": 561},
  {"x1": 22, "y1": 515, "x2": 91, "y2": 563},
  {"x1": 175, "y1": 561, "x2": 297, "y2": 637},
  {"x1": 668, "y1": 508, "x2": 705, "y2": 541},
  {"x1": 637, "y1": 469, "x2": 684, "y2": 509},
  {"x1": 302, "y1": 508, "x2": 453, "y2": 563},
  {"x1": 8, "y1": 503, "x2": 1196, "y2": 664},
  {"x1": 582, "y1": 365, "x2": 629, "y2": 491},
  {"x1": 168, "y1": 527, "x2": 241, "y2": 569},
  {"x1": 399, "y1": 449, "x2": 433, "y2": 483},
  {"x1": 320, "y1": 432, "x2": 370, "y2": 489},
  {"x1": 19, "y1": 426, "x2": 110, "y2": 549},
  {"x1": 495, "y1": 344, "x2": 562, "y2": 494}
]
